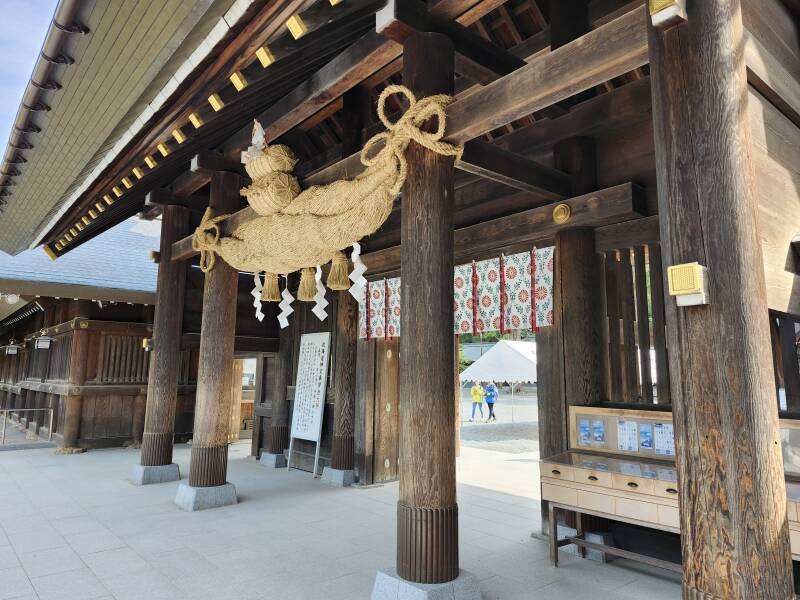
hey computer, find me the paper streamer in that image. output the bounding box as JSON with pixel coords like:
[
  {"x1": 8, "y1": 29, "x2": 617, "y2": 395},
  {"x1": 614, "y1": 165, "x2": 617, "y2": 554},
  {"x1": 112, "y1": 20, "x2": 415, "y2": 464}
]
[
  {"x1": 251, "y1": 272, "x2": 265, "y2": 322},
  {"x1": 277, "y1": 276, "x2": 295, "y2": 329},
  {"x1": 312, "y1": 265, "x2": 329, "y2": 321},
  {"x1": 348, "y1": 242, "x2": 368, "y2": 300}
]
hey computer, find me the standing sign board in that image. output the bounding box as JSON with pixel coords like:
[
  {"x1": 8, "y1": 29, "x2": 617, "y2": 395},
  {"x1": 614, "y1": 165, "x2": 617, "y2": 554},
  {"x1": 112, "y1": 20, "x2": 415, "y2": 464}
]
[{"x1": 287, "y1": 332, "x2": 331, "y2": 476}]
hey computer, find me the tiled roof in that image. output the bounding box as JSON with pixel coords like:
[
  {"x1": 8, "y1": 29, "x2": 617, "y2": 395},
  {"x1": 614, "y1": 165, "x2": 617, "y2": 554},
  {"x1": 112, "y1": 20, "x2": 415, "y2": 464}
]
[{"x1": 0, "y1": 217, "x2": 158, "y2": 299}]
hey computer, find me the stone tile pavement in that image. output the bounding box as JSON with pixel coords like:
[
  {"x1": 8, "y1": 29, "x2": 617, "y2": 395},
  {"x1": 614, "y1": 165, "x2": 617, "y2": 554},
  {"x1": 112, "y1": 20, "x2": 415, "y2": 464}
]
[{"x1": 0, "y1": 441, "x2": 681, "y2": 599}]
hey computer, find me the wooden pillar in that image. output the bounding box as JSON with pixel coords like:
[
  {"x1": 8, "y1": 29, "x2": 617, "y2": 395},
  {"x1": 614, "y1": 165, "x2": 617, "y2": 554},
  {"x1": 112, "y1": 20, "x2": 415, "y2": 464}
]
[
  {"x1": 131, "y1": 393, "x2": 146, "y2": 446},
  {"x1": 331, "y1": 291, "x2": 358, "y2": 470},
  {"x1": 187, "y1": 172, "x2": 241, "y2": 488},
  {"x1": 538, "y1": 139, "x2": 602, "y2": 530},
  {"x1": 140, "y1": 205, "x2": 189, "y2": 465},
  {"x1": 397, "y1": 32, "x2": 458, "y2": 584},
  {"x1": 556, "y1": 229, "x2": 603, "y2": 406},
  {"x1": 61, "y1": 300, "x2": 91, "y2": 449},
  {"x1": 649, "y1": 2, "x2": 793, "y2": 597},
  {"x1": 267, "y1": 302, "x2": 294, "y2": 454}
]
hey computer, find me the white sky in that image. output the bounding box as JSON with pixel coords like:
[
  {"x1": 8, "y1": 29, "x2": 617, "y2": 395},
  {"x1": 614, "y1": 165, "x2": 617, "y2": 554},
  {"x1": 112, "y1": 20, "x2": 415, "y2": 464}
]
[{"x1": 0, "y1": 0, "x2": 59, "y2": 150}]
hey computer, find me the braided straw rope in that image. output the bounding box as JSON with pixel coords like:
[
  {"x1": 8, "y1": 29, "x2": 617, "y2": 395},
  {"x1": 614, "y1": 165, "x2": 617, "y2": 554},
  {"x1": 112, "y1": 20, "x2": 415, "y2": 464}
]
[{"x1": 192, "y1": 85, "x2": 462, "y2": 276}]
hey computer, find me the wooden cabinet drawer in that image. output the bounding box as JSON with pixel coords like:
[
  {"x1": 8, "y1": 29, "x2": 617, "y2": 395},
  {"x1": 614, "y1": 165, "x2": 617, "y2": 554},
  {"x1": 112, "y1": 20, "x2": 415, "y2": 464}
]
[
  {"x1": 653, "y1": 480, "x2": 680, "y2": 500},
  {"x1": 542, "y1": 482, "x2": 577, "y2": 505},
  {"x1": 657, "y1": 504, "x2": 680, "y2": 529},
  {"x1": 542, "y1": 463, "x2": 574, "y2": 482},
  {"x1": 573, "y1": 468, "x2": 612, "y2": 488},
  {"x1": 615, "y1": 497, "x2": 659, "y2": 525},
  {"x1": 787, "y1": 502, "x2": 798, "y2": 523},
  {"x1": 612, "y1": 474, "x2": 655, "y2": 496},
  {"x1": 577, "y1": 490, "x2": 614, "y2": 514}
]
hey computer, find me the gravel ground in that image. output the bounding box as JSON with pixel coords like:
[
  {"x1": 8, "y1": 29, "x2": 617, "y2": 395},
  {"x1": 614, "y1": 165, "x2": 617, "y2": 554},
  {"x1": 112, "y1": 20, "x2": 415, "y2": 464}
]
[{"x1": 459, "y1": 385, "x2": 540, "y2": 454}]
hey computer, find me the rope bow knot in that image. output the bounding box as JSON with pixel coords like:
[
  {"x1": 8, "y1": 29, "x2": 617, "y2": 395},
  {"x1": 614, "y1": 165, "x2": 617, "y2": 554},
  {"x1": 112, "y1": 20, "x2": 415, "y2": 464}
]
[
  {"x1": 192, "y1": 207, "x2": 231, "y2": 272},
  {"x1": 361, "y1": 84, "x2": 463, "y2": 196}
]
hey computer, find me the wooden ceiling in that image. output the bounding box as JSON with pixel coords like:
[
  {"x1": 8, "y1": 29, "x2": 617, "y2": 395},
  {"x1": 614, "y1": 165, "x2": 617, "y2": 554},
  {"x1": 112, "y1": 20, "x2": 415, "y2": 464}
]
[{"x1": 42, "y1": 0, "x2": 649, "y2": 259}]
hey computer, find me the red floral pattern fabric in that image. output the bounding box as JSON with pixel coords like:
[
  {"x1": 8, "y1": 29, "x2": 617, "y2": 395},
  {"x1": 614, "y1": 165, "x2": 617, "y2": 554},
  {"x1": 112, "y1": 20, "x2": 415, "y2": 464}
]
[
  {"x1": 453, "y1": 263, "x2": 474, "y2": 334},
  {"x1": 358, "y1": 246, "x2": 555, "y2": 338},
  {"x1": 386, "y1": 277, "x2": 401, "y2": 337},
  {"x1": 475, "y1": 258, "x2": 502, "y2": 333}
]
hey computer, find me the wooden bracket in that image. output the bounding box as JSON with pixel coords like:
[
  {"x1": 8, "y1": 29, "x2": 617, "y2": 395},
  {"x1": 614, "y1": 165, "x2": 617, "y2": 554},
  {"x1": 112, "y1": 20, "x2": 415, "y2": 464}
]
[
  {"x1": 376, "y1": 0, "x2": 525, "y2": 83},
  {"x1": 145, "y1": 189, "x2": 207, "y2": 208},
  {"x1": 190, "y1": 151, "x2": 244, "y2": 176}
]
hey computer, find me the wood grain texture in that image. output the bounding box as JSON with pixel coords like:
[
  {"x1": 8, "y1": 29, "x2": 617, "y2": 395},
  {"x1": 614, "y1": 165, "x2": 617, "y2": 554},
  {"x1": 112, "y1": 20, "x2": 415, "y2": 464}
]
[
  {"x1": 633, "y1": 246, "x2": 653, "y2": 403},
  {"x1": 649, "y1": 1, "x2": 793, "y2": 596},
  {"x1": 648, "y1": 243, "x2": 671, "y2": 404},
  {"x1": 557, "y1": 229, "x2": 604, "y2": 407},
  {"x1": 187, "y1": 173, "x2": 241, "y2": 487},
  {"x1": 268, "y1": 291, "x2": 295, "y2": 452},
  {"x1": 61, "y1": 301, "x2": 91, "y2": 448},
  {"x1": 397, "y1": 32, "x2": 458, "y2": 583},
  {"x1": 331, "y1": 291, "x2": 358, "y2": 469},
  {"x1": 140, "y1": 206, "x2": 189, "y2": 466},
  {"x1": 617, "y1": 247, "x2": 639, "y2": 401}
]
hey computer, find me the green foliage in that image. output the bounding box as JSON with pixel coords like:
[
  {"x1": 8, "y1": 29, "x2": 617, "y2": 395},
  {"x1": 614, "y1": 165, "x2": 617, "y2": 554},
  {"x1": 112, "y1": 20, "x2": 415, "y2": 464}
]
[{"x1": 459, "y1": 348, "x2": 472, "y2": 372}]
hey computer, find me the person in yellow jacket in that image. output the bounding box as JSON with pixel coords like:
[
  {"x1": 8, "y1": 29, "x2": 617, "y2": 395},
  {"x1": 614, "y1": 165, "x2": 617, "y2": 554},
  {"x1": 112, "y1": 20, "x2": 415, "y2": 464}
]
[{"x1": 469, "y1": 381, "x2": 485, "y2": 422}]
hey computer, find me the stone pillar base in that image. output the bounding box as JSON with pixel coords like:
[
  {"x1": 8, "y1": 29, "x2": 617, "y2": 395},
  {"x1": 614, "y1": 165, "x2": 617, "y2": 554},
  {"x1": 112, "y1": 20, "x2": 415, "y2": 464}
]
[
  {"x1": 321, "y1": 466, "x2": 354, "y2": 487},
  {"x1": 174, "y1": 481, "x2": 237, "y2": 511},
  {"x1": 258, "y1": 452, "x2": 287, "y2": 468},
  {"x1": 371, "y1": 568, "x2": 480, "y2": 600},
  {"x1": 130, "y1": 463, "x2": 180, "y2": 486},
  {"x1": 55, "y1": 447, "x2": 87, "y2": 455}
]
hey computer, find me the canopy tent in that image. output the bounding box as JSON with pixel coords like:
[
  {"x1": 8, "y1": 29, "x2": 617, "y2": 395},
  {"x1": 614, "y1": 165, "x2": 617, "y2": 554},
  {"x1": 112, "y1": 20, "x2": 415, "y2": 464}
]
[{"x1": 459, "y1": 340, "x2": 537, "y2": 384}]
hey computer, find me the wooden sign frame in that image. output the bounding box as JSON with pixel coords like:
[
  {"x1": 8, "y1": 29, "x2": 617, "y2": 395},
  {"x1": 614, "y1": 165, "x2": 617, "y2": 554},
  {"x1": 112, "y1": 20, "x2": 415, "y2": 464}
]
[{"x1": 287, "y1": 331, "x2": 331, "y2": 477}]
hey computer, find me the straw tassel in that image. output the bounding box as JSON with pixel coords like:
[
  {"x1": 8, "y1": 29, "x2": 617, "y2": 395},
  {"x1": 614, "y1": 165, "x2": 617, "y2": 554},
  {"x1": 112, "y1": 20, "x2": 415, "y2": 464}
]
[
  {"x1": 298, "y1": 267, "x2": 317, "y2": 302},
  {"x1": 327, "y1": 251, "x2": 350, "y2": 290},
  {"x1": 261, "y1": 272, "x2": 281, "y2": 302}
]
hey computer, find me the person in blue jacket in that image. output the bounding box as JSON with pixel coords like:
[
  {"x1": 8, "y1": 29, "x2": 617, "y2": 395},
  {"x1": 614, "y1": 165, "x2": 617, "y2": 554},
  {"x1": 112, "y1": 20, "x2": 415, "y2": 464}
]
[{"x1": 484, "y1": 381, "x2": 498, "y2": 422}]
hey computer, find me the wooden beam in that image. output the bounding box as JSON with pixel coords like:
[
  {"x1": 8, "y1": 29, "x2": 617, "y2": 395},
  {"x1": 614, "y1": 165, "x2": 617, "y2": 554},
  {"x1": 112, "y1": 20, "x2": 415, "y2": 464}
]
[
  {"x1": 145, "y1": 189, "x2": 207, "y2": 208},
  {"x1": 458, "y1": 140, "x2": 571, "y2": 198},
  {"x1": 376, "y1": 0, "x2": 525, "y2": 84},
  {"x1": 445, "y1": 7, "x2": 649, "y2": 142},
  {"x1": 361, "y1": 182, "x2": 645, "y2": 275},
  {"x1": 277, "y1": 7, "x2": 650, "y2": 186}
]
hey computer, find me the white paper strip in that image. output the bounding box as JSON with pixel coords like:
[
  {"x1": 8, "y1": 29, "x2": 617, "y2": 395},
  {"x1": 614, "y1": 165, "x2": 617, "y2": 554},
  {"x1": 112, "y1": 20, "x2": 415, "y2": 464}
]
[
  {"x1": 251, "y1": 272, "x2": 265, "y2": 322},
  {"x1": 349, "y1": 242, "x2": 367, "y2": 300},
  {"x1": 312, "y1": 265, "x2": 329, "y2": 321},
  {"x1": 278, "y1": 276, "x2": 295, "y2": 329}
]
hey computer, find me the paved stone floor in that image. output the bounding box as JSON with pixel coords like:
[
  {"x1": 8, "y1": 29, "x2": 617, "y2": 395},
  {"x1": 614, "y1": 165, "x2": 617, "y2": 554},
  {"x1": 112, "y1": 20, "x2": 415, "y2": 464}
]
[{"x1": 0, "y1": 441, "x2": 681, "y2": 599}]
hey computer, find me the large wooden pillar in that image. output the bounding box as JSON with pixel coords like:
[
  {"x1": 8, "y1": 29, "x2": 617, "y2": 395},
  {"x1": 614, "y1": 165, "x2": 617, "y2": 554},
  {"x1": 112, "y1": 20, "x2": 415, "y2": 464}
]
[
  {"x1": 139, "y1": 205, "x2": 189, "y2": 468},
  {"x1": 186, "y1": 172, "x2": 241, "y2": 489},
  {"x1": 331, "y1": 292, "x2": 358, "y2": 470},
  {"x1": 396, "y1": 32, "x2": 458, "y2": 584},
  {"x1": 60, "y1": 299, "x2": 91, "y2": 451},
  {"x1": 649, "y1": 2, "x2": 793, "y2": 597}
]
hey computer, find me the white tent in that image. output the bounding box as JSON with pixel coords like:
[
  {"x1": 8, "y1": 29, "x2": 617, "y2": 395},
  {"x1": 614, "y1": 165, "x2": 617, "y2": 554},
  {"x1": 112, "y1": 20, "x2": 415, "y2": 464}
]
[{"x1": 459, "y1": 340, "x2": 537, "y2": 384}]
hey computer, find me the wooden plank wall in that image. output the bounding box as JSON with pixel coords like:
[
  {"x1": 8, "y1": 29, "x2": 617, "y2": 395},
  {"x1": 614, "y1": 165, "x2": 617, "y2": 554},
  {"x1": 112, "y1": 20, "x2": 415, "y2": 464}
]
[{"x1": 748, "y1": 87, "x2": 800, "y2": 317}]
